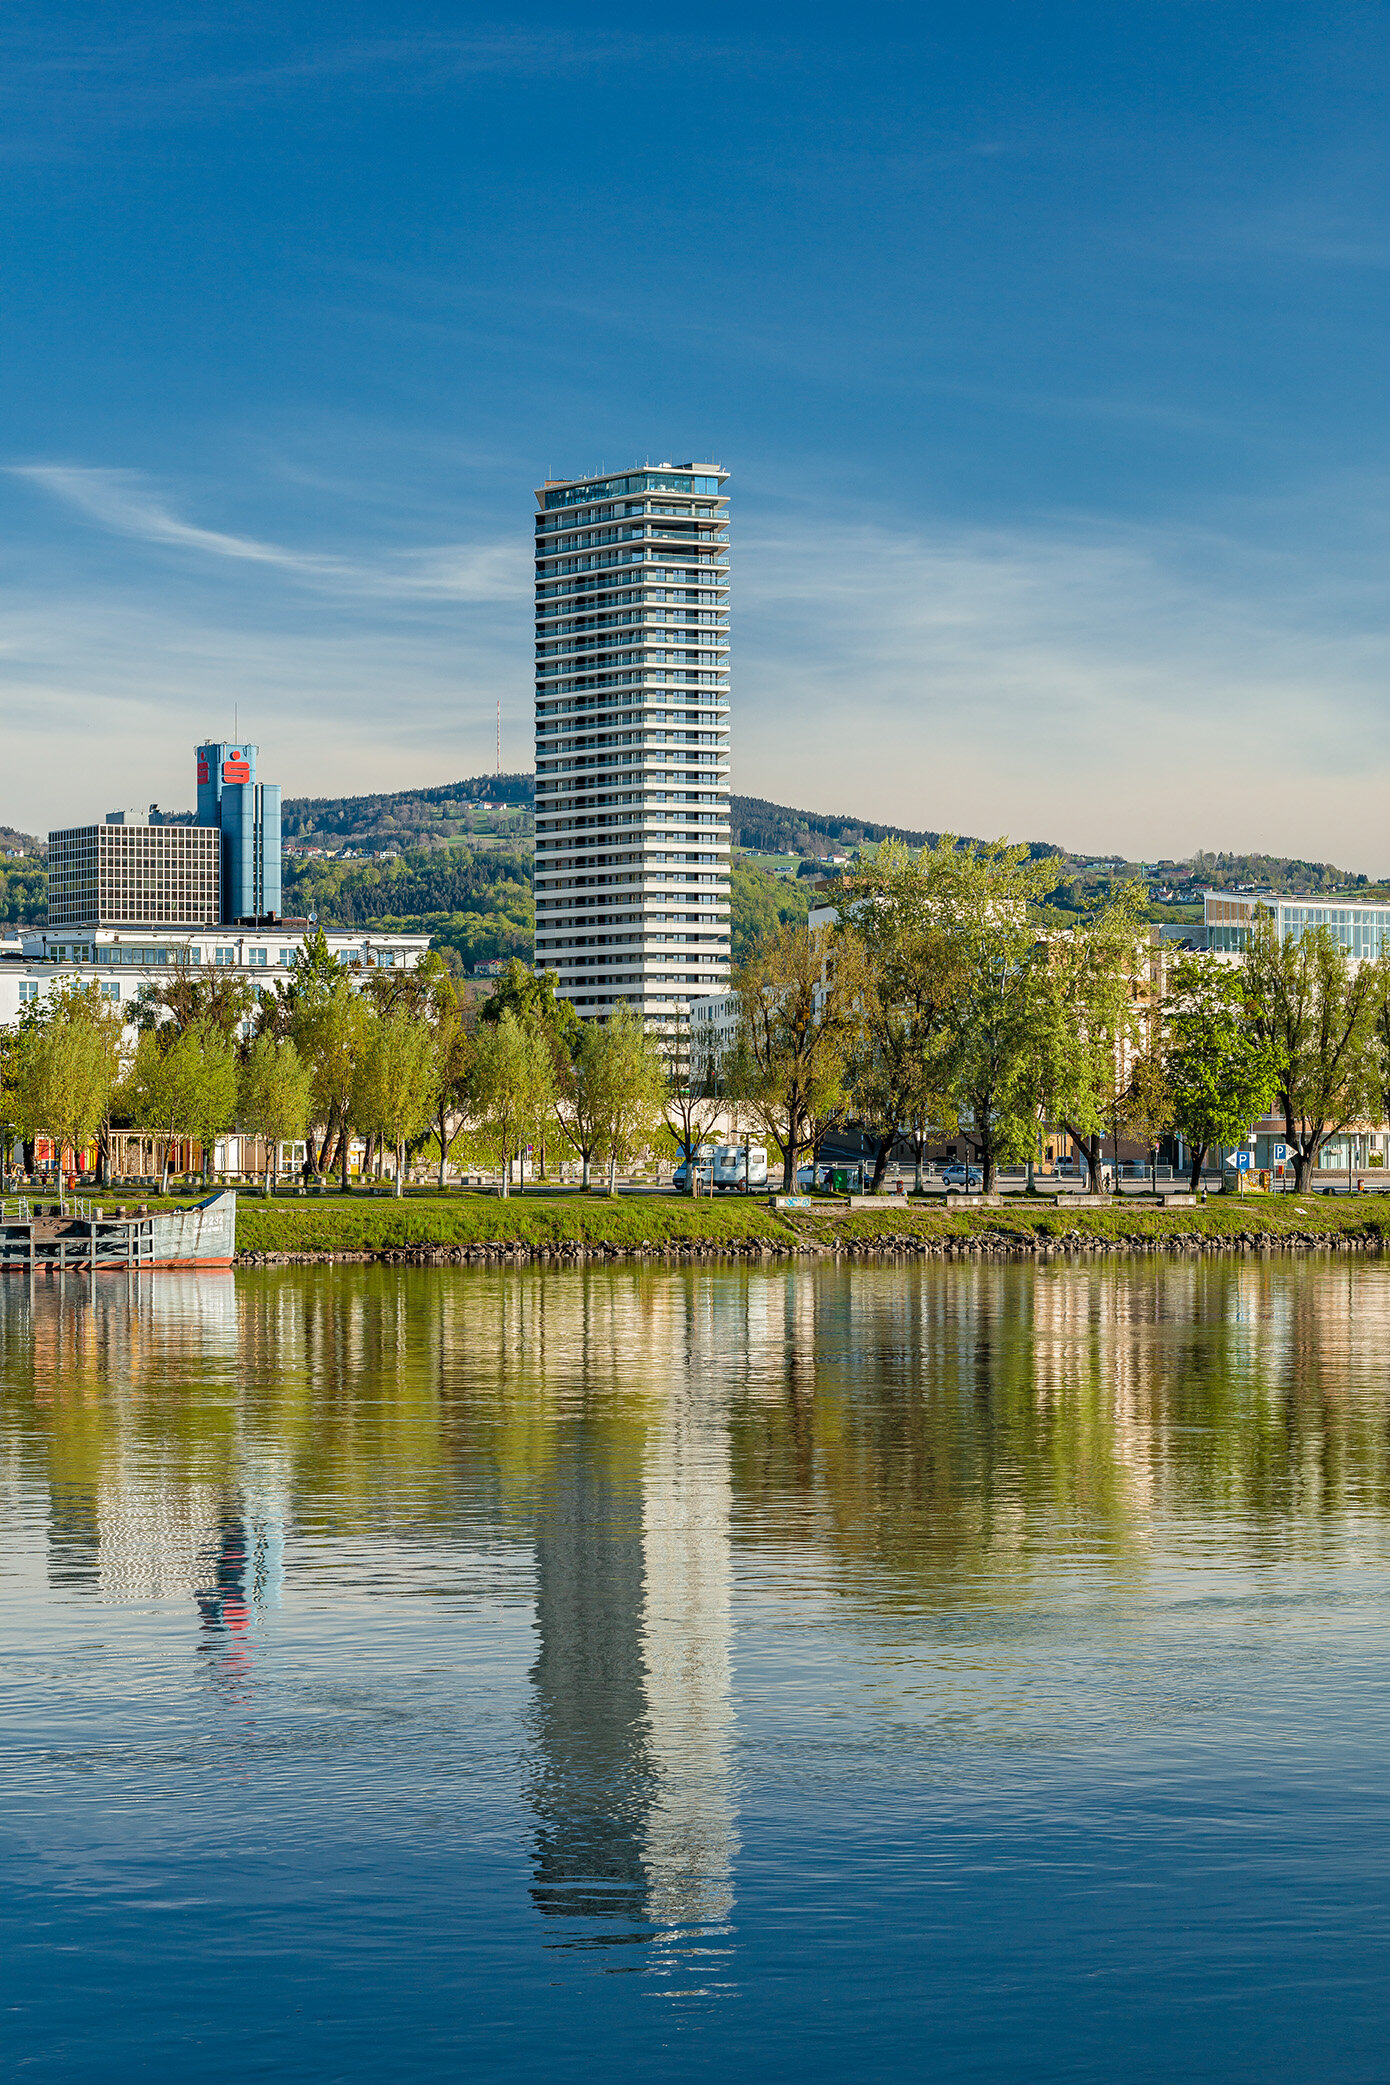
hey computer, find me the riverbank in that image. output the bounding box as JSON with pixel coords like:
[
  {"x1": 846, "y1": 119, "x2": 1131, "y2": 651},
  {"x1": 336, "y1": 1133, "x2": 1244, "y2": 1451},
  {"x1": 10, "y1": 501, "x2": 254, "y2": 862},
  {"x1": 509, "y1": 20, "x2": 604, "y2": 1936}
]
[{"x1": 146, "y1": 1188, "x2": 1390, "y2": 1262}]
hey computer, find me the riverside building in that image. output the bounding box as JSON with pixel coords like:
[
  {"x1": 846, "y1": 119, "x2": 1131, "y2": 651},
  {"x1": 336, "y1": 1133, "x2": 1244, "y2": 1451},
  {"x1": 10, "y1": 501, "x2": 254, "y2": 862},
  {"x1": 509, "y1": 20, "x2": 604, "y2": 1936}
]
[
  {"x1": 7, "y1": 737, "x2": 427, "y2": 1031},
  {"x1": 532, "y1": 462, "x2": 732, "y2": 1020}
]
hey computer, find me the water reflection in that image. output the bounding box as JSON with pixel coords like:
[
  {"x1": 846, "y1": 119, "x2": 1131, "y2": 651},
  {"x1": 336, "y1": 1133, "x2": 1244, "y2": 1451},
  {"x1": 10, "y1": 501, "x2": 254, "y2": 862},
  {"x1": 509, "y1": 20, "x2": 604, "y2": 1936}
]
[
  {"x1": 6, "y1": 1254, "x2": 1390, "y2": 1964},
  {"x1": 527, "y1": 1289, "x2": 738, "y2": 1946}
]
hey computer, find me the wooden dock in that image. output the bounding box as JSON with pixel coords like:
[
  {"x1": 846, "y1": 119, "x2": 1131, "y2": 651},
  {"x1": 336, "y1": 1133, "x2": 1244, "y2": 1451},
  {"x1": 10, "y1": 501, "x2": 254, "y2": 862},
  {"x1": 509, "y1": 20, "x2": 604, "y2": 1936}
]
[{"x1": 0, "y1": 1191, "x2": 237, "y2": 1272}]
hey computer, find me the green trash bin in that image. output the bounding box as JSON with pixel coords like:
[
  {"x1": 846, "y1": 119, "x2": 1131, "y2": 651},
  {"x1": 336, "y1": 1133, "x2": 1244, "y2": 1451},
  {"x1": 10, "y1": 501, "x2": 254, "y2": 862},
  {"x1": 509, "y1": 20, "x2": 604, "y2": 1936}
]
[{"x1": 832, "y1": 1168, "x2": 850, "y2": 1194}]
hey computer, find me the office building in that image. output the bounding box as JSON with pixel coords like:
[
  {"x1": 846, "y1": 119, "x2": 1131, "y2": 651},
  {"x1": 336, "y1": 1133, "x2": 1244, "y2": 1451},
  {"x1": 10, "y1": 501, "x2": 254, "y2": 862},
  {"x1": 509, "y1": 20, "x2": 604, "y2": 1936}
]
[
  {"x1": 46, "y1": 742, "x2": 282, "y2": 933},
  {"x1": 196, "y1": 741, "x2": 282, "y2": 924},
  {"x1": 1201, "y1": 888, "x2": 1390, "y2": 957},
  {"x1": 532, "y1": 463, "x2": 732, "y2": 1019},
  {"x1": 46, "y1": 813, "x2": 222, "y2": 930}
]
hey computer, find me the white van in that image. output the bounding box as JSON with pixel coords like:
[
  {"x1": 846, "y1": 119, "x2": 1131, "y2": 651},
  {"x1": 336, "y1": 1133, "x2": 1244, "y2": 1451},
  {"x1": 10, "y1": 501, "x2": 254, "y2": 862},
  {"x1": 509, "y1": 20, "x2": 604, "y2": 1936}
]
[
  {"x1": 713, "y1": 1143, "x2": 769, "y2": 1191},
  {"x1": 673, "y1": 1143, "x2": 718, "y2": 1191}
]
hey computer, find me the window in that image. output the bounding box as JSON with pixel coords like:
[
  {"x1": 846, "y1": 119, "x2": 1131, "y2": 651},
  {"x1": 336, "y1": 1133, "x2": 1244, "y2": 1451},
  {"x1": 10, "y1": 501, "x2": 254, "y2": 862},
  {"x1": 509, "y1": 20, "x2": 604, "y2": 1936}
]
[
  {"x1": 19, "y1": 980, "x2": 38, "y2": 1003},
  {"x1": 101, "y1": 981, "x2": 120, "y2": 1001},
  {"x1": 250, "y1": 947, "x2": 268, "y2": 967},
  {"x1": 213, "y1": 947, "x2": 236, "y2": 966},
  {"x1": 278, "y1": 949, "x2": 294, "y2": 966}
]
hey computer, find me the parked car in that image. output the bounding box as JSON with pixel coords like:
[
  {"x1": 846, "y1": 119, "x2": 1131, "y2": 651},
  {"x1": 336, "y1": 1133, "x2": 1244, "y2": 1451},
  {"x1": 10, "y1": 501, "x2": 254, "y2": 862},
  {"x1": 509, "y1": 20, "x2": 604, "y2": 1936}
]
[{"x1": 940, "y1": 1164, "x2": 984, "y2": 1190}]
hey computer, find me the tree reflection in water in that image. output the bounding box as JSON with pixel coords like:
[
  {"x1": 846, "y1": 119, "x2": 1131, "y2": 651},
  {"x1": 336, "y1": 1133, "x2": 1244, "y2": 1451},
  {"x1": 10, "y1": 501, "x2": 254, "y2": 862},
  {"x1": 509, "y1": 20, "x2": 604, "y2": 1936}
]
[{"x1": 6, "y1": 1252, "x2": 1390, "y2": 1959}]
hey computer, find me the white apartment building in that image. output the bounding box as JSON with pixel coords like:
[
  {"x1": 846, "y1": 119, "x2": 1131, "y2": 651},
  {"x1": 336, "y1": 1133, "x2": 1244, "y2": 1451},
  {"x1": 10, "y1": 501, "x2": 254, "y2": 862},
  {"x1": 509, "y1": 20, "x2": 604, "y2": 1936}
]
[
  {"x1": 0, "y1": 922, "x2": 430, "y2": 1031},
  {"x1": 532, "y1": 462, "x2": 732, "y2": 1020},
  {"x1": 688, "y1": 988, "x2": 742, "y2": 1071}
]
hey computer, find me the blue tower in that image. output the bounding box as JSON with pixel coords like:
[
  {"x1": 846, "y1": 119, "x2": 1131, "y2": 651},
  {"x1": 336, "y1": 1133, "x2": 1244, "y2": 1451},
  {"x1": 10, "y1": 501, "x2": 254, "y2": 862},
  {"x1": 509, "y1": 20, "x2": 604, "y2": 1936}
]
[{"x1": 195, "y1": 742, "x2": 282, "y2": 923}]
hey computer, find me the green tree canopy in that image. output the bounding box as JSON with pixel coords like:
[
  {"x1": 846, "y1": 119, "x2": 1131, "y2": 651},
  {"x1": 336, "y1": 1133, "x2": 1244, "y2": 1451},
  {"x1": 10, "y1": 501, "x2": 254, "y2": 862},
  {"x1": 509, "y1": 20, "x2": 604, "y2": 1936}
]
[
  {"x1": 1162, "y1": 955, "x2": 1277, "y2": 1190},
  {"x1": 238, "y1": 1035, "x2": 314, "y2": 1194},
  {"x1": 350, "y1": 1006, "x2": 439, "y2": 1198}
]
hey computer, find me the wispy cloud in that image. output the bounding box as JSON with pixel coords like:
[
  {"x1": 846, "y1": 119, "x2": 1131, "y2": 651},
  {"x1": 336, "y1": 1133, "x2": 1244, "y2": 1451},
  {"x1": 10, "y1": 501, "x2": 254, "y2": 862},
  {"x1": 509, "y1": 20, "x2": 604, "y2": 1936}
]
[
  {"x1": 732, "y1": 510, "x2": 1390, "y2": 869},
  {"x1": 11, "y1": 466, "x2": 528, "y2": 602},
  {"x1": 0, "y1": 24, "x2": 727, "y2": 153},
  {"x1": 0, "y1": 586, "x2": 527, "y2": 830},
  {"x1": 9, "y1": 464, "x2": 1390, "y2": 872}
]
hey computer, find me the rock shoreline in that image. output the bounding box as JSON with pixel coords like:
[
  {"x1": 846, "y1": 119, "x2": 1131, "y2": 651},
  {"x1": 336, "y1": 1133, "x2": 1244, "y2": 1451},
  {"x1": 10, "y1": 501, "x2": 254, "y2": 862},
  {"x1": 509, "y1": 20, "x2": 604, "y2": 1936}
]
[{"x1": 236, "y1": 1228, "x2": 1388, "y2": 1268}]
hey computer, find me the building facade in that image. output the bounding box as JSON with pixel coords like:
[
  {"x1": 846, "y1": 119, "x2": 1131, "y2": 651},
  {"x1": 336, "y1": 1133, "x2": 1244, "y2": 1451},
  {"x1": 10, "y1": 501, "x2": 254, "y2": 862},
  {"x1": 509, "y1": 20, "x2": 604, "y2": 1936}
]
[
  {"x1": 1202, "y1": 888, "x2": 1390, "y2": 956},
  {"x1": 0, "y1": 923, "x2": 430, "y2": 1031},
  {"x1": 46, "y1": 814, "x2": 222, "y2": 930},
  {"x1": 532, "y1": 463, "x2": 732, "y2": 1020},
  {"x1": 47, "y1": 742, "x2": 282, "y2": 933},
  {"x1": 196, "y1": 741, "x2": 282, "y2": 924}
]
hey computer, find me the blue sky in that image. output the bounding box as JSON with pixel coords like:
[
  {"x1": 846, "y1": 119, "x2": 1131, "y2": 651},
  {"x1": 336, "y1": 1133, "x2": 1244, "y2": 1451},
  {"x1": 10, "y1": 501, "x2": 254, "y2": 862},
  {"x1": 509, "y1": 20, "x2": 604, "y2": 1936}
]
[{"x1": 5, "y1": 2, "x2": 1390, "y2": 865}]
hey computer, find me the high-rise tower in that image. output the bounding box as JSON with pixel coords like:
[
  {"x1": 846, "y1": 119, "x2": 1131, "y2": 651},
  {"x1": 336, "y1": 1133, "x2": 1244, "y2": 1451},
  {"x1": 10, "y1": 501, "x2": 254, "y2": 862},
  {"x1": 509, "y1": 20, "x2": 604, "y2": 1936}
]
[
  {"x1": 195, "y1": 742, "x2": 282, "y2": 924},
  {"x1": 532, "y1": 463, "x2": 731, "y2": 1021}
]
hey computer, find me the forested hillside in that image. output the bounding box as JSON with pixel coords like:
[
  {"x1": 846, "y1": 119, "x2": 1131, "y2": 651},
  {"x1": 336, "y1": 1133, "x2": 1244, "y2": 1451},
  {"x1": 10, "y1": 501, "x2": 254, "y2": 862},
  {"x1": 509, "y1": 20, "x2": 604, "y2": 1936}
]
[
  {"x1": 282, "y1": 773, "x2": 533, "y2": 850},
  {"x1": 0, "y1": 855, "x2": 47, "y2": 926},
  {"x1": 3, "y1": 769, "x2": 1386, "y2": 943},
  {"x1": 282, "y1": 848, "x2": 532, "y2": 971}
]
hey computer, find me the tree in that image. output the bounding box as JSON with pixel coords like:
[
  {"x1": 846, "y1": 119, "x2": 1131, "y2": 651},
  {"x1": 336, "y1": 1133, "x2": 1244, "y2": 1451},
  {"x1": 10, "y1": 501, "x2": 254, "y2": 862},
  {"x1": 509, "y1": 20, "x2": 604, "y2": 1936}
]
[
  {"x1": 120, "y1": 1021, "x2": 238, "y2": 1192},
  {"x1": 730, "y1": 861, "x2": 811, "y2": 963},
  {"x1": 350, "y1": 1006, "x2": 439, "y2": 1198},
  {"x1": 290, "y1": 973, "x2": 369, "y2": 1184},
  {"x1": 425, "y1": 988, "x2": 477, "y2": 1190},
  {"x1": 1368, "y1": 951, "x2": 1390, "y2": 1141},
  {"x1": 480, "y1": 959, "x2": 573, "y2": 1035},
  {"x1": 472, "y1": 1009, "x2": 555, "y2": 1196},
  {"x1": 4, "y1": 984, "x2": 121, "y2": 1187},
  {"x1": 479, "y1": 960, "x2": 578, "y2": 1179},
  {"x1": 589, "y1": 1003, "x2": 667, "y2": 1197},
  {"x1": 1052, "y1": 886, "x2": 1150, "y2": 1193},
  {"x1": 238, "y1": 1035, "x2": 314, "y2": 1195},
  {"x1": 1244, "y1": 918, "x2": 1378, "y2": 1191},
  {"x1": 1163, "y1": 954, "x2": 1278, "y2": 1191},
  {"x1": 835, "y1": 841, "x2": 965, "y2": 1192},
  {"x1": 1118, "y1": 1045, "x2": 1175, "y2": 1195},
  {"x1": 660, "y1": 1008, "x2": 726, "y2": 1192},
  {"x1": 931, "y1": 842, "x2": 1072, "y2": 1194},
  {"x1": 730, "y1": 919, "x2": 862, "y2": 1192},
  {"x1": 552, "y1": 1018, "x2": 609, "y2": 1191},
  {"x1": 133, "y1": 960, "x2": 254, "y2": 1039}
]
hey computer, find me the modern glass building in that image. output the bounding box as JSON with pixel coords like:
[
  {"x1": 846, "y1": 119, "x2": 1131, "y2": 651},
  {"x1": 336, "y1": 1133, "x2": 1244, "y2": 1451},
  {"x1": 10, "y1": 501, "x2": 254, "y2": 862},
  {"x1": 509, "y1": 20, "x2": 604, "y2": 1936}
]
[
  {"x1": 196, "y1": 741, "x2": 282, "y2": 924},
  {"x1": 1204, "y1": 890, "x2": 1390, "y2": 957},
  {"x1": 532, "y1": 463, "x2": 731, "y2": 1020}
]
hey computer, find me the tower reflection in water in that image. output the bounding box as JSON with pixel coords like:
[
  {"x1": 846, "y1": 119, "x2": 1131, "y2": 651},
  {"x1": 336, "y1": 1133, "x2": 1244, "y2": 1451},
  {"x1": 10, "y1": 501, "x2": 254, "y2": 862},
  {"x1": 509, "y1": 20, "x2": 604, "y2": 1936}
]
[
  {"x1": 526, "y1": 1282, "x2": 739, "y2": 1949},
  {"x1": 25, "y1": 1271, "x2": 286, "y2": 1689}
]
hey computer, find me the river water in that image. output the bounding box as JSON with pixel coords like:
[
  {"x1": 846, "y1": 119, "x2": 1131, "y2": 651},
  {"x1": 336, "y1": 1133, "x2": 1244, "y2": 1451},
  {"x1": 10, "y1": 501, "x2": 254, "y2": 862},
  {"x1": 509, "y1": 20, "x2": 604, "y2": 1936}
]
[{"x1": 4, "y1": 1258, "x2": 1390, "y2": 2081}]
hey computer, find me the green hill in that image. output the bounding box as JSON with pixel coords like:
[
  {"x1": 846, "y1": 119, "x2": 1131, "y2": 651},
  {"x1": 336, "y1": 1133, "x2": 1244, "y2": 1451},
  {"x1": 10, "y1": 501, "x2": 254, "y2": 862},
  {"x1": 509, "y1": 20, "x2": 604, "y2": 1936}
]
[{"x1": 5, "y1": 774, "x2": 1386, "y2": 955}]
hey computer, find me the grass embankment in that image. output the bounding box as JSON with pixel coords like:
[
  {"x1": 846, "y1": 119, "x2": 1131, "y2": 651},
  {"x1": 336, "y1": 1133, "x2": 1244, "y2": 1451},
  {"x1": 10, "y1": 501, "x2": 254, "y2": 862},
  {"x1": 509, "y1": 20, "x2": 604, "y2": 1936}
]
[
  {"x1": 233, "y1": 1192, "x2": 792, "y2": 1258},
  {"x1": 113, "y1": 1185, "x2": 1390, "y2": 1261}
]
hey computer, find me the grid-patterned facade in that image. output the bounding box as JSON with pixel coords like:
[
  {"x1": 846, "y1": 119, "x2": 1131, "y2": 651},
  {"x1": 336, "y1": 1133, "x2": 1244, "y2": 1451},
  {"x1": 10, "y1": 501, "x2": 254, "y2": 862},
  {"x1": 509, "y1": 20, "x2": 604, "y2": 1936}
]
[
  {"x1": 47, "y1": 823, "x2": 222, "y2": 929},
  {"x1": 1203, "y1": 888, "x2": 1390, "y2": 959},
  {"x1": 532, "y1": 463, "x2": 731, "y2": 1019}
]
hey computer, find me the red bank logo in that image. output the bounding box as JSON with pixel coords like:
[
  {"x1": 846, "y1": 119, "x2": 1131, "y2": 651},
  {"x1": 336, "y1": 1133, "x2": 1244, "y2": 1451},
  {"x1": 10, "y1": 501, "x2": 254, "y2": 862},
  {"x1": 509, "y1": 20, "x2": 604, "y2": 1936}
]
[
  {"x1": 197, "y1": 761, "x2": 210, "y2": 784},
  {"x1": 223, "y1": 759, "x2": 251, "y2": 784}
]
